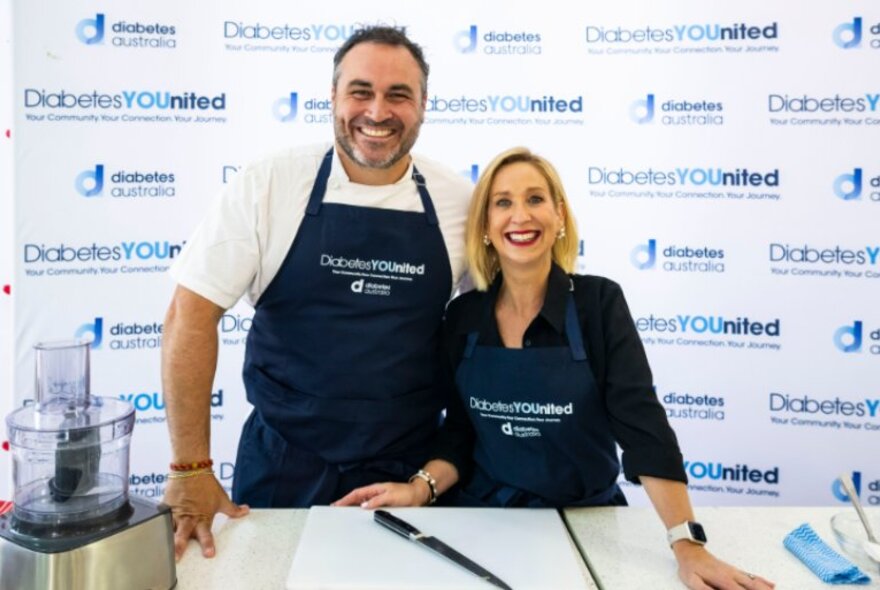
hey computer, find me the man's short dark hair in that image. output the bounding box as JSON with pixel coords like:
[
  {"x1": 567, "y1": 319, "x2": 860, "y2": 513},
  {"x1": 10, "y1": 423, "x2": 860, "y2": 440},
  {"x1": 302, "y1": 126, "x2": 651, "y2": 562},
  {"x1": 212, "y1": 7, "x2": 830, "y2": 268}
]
[{"x1": 333, "y1": 26, "x2": 429, "y2": 96}]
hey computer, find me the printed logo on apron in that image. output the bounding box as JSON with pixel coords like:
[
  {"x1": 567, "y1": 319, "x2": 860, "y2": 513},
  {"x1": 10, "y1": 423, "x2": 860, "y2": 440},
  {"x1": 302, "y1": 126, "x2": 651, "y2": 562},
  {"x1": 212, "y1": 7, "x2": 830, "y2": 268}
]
[
  {"x1": 456, "y1": 289, "x2": 623, "y2": 507},
  {"x1": 232, "y1": 148, "x2": 453, "y2": 507},
  {"x1": 319, "y1": 252, "x2": 428, "y2": 297},
  {"x1": 470, "y1": 396, "x2": 576, "y2": 438}
]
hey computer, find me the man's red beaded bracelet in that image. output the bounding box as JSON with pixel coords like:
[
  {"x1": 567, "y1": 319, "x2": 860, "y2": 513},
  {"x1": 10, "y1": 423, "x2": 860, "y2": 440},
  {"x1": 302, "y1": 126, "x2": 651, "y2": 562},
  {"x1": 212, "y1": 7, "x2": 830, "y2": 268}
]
[{"x1": 169, "y1": 459, "x2": 213, "y2": 472}]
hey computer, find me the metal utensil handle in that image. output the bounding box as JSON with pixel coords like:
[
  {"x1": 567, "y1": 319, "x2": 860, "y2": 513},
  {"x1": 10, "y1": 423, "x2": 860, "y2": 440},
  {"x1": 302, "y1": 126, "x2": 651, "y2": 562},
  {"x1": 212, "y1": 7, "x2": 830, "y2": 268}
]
[
  {"x1": 374, "y1": 510, "x2": 423, "y2": 539},
  {"x1": 839, "y1": 474, "x2": 878, "y2": 543}
]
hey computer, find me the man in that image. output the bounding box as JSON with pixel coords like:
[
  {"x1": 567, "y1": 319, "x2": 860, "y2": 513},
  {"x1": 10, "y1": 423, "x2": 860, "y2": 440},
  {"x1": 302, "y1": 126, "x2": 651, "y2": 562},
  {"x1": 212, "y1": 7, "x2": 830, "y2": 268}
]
[{"x1": 161, "y1": 26, "x2": 471, "y2": 559}]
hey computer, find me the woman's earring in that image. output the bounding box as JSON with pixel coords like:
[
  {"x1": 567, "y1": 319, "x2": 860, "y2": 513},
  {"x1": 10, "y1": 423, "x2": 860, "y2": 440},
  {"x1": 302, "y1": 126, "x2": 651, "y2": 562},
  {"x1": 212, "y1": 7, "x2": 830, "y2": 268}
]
[
  {"x1": 483, "y1": 234, "x2": 491, "y2": 246},
  {"x1": 556, "y1": 227, "x2": 566, "y2": 240}
]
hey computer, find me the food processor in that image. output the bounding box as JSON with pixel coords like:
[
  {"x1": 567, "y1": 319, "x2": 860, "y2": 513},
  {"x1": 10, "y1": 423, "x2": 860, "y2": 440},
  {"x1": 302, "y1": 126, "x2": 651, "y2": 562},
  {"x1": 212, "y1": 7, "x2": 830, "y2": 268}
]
[{"x1": 0, "y1": 340, "x2": 176, "y2": 589}]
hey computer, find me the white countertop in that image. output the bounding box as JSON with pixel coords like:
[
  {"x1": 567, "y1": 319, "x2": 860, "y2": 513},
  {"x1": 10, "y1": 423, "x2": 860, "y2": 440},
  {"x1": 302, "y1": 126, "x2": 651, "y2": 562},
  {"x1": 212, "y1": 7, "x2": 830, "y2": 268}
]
[
  {"x1": 176, "y1": 507, "x2": 879, "y2": 589},
  {"x1": 563, "y1": 506, "x2": 880, "y2": 590},
  {"x1": 176, "y1": 508, "x2": 597, "y2": 590},
  {"x1": 176, "y1": 509, "x2": 308, "y2": 590}
]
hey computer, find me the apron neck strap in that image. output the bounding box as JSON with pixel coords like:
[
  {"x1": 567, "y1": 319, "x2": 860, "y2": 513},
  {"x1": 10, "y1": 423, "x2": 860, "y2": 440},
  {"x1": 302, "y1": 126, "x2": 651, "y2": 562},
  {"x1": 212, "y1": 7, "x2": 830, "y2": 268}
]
[
  {"x1": 463, "y1": 331, "x2": 480, "y2": 359},
  {"x1": 306, "y1": 149, "x2": 439, "y2": 226},
  {"x1": 564, "y1": 288, "x2": 587, "y2": 361},
  {"x1": 412, "y1": 166, "x2": 439, "y2": 226},
  {"x1": 463, "y1": 287, "x2": 498, "y2": 358},
  {"x1": 305, "y1": 149, "x2": 334, "y2": 216},
  {"x1": 463, "y1": 279, "x2": 587, "y2": 361}
]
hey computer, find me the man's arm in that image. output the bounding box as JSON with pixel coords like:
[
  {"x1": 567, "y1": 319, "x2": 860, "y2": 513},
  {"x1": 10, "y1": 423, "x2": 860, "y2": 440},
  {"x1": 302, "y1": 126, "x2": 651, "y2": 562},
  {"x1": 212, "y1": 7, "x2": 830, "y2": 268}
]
[
  {"x1": 163, "y1": 285, "x2": 222, "y2": 463},
  {"x1": 162, "y1": 285, "x2": 249, "y2": 560}
]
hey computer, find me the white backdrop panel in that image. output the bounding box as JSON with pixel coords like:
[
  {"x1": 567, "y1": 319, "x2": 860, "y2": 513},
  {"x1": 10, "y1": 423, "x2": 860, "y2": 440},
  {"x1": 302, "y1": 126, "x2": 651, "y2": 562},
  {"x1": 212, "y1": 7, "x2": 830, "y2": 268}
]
[{"x1": 8, "y1": 0, "x2": 880, "y2": 508}]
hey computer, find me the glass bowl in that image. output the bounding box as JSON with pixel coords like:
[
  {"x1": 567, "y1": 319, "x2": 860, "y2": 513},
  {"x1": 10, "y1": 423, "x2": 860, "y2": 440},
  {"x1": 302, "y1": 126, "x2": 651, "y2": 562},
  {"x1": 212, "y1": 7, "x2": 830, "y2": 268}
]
[{"x1": 830, "y1": 510, "x2": 880, "y2": 574}]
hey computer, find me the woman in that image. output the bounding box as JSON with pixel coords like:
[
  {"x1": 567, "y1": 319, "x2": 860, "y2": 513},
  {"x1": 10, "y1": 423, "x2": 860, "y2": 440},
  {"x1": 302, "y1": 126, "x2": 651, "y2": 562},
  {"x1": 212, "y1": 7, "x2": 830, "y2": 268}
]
[{"x1": 336, "y1": 147, "x2": 773, "y2": 590}]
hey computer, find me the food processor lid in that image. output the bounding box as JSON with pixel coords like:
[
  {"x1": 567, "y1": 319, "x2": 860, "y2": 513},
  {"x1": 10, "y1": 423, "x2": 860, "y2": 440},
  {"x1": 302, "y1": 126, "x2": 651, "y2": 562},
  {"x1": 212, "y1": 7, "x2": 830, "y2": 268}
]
[
  {"x1": 7, "y1": 396, "x2": 135, "y2": 436},
  {"x1": 6, "y1": 338, "x2": 136, "y2": 446},
  {"x1": 6, "y1": 396, "x2": 134, "y2": 448}
]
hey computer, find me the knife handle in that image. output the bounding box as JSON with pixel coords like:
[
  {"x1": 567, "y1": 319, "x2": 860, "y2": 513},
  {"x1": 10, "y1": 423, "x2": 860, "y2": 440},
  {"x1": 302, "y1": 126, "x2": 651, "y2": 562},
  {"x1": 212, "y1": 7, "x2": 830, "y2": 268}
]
[{"x1": 374, "y1": 510, "x2": 423, "y2": 539}]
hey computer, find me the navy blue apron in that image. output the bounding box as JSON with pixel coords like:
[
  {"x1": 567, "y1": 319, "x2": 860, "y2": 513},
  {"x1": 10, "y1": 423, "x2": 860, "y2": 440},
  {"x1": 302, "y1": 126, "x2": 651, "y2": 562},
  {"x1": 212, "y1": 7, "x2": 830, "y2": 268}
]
[
  {"x1": 233, "y1": 149, "x2": 453, "y2": 507},
  {"x1": 454, "y1": 287, "x2": 625, "y2": 508}
]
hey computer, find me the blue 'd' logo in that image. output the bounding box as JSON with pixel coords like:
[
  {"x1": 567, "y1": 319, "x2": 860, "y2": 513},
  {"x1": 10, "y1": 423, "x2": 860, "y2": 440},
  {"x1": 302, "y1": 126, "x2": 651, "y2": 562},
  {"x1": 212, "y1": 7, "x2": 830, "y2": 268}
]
[
  {"x1": 833, "y1": 17, "x2": 862, "y2": 49},
  {"x1": 832, "y1": 472, "x2": 862, "y2": 501},
  {"x1": 630, "y1": 239, "x2": 657, "y2": 269},
  {"x1": 454, "y1": 25, "x2": 478, "y2": 53},
  {"x1": 460, "y1": 164, "x2": 479, "y2": 184},
  {"x1": 453, "y1": 25, "x2": 477, "y2": 53},
  {"x1": 833, "y1": 168, "x2": 862, "y2": 200},
  {"x1": 630, "y1": 94, "x2": 655, "y2": 124},
  {"x1": 76, "y1": 13, "x2": 105, "y2": 45},
  {"x1": 273, "y1": 92, "x2": 298, "y2": 122},
  {"x1": 75, "y1": 317, "x2": 104, "y2": 349},
  {"x1": 834, "y1": 321, "x2": 863, "y2": 353},
  {"x1": 75, "y1": 164, "x2": 104, "y2": 197}
]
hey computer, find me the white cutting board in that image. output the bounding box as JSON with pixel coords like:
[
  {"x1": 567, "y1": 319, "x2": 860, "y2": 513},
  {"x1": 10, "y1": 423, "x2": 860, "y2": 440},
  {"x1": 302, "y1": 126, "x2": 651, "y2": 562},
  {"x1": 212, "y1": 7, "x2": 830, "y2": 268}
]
[{"x1": 286, "y1": 506, "x2": 590, "y2": 590}]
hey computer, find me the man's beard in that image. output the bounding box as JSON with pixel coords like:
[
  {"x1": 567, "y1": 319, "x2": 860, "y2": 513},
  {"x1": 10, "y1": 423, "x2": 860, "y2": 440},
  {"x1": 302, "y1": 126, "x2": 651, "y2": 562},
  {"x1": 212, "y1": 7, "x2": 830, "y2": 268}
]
[{"x1": 334, "y1": 113, "x2": 423, "y2": 170}]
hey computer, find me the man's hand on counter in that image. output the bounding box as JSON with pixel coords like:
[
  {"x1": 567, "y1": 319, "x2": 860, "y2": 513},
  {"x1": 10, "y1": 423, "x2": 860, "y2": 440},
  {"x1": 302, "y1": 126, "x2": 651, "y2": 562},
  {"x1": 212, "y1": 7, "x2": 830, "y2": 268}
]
[
  {"x1": 673, "y1": 543, "x2": 775, "y2": 590},
  {"x1": 163, "y1": 474, "x2": 250, "y2": 560}
]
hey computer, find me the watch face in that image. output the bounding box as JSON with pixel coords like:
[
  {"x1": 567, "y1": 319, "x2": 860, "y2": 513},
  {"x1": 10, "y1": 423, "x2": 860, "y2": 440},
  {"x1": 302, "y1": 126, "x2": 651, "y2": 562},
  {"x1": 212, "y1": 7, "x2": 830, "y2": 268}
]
[{"x1": 688, "y1": 522, "x2": 707, "y2": 543}]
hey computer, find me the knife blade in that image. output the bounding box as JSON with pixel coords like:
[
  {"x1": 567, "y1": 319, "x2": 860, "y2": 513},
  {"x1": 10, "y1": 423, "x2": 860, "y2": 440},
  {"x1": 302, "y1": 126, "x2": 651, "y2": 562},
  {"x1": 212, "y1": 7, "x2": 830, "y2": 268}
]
[{"x1": 374, "y1": 509, "x2": 513, "y2": 590}]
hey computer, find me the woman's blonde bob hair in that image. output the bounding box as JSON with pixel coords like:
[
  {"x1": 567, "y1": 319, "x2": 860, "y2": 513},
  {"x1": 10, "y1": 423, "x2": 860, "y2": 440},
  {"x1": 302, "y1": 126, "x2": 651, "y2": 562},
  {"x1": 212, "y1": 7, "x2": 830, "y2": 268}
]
[{"x1": 466, "y1": 147, "x2": 579, "y2": 291}]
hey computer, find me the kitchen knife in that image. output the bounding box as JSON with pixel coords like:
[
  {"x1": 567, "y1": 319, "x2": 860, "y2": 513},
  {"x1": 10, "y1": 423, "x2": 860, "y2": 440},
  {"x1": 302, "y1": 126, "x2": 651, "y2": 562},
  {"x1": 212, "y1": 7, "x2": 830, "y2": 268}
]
[{"x1": 374, "y1": 509, "x2": 513, "y2": 590}]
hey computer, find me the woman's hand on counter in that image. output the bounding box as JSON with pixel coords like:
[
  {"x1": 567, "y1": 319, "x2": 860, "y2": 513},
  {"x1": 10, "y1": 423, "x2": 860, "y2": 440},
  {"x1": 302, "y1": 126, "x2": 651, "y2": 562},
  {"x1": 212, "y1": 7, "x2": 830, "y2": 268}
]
[
  {"x1": 332, "y1": 481, "x2": 430, "y2": 508},
  {"x1": 333, "y1": 460, "x2": 459, "y2": 508},
  {"x1": 163, "y1": 474, "x2": 250, "y2": 560},
  {"x1": 673, "y1": 543, "x2": 775, "y2": 590}
]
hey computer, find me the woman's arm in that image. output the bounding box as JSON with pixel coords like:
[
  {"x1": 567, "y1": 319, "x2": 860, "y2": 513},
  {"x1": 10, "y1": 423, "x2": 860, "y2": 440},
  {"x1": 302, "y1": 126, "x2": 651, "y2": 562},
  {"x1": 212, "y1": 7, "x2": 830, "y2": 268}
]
[
  {"x1": 592, "y1": 279, "x2": 687, "y2": 484},
  {"x1": 332, "y1": 459, "x2": 460, "y2": 507},
  {"x1": 334, "y1": 298, "x2": 476, "y2": 508},
  {"x1": 333, "y1": 369, "x2": 473, "y2": 508},
  {"x1": 594, "y1": 279, "x2": 773, "y2": 588},
  {"x1": 642, "y1": 476, "x2": 775, "y2": 589}
]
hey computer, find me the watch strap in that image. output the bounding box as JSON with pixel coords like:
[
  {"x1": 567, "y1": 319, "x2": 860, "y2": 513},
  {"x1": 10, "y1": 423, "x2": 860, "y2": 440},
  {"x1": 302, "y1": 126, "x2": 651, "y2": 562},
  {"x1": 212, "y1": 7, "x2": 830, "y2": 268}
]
[{"x1": 667, "y1": 521, "x2": 707, "y2": 547}]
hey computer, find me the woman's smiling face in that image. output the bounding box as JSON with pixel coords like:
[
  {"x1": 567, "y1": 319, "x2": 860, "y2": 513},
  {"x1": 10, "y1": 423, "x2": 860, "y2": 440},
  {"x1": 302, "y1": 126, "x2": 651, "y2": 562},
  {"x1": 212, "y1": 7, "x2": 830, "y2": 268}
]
[{"x1": 485, "y1": 161, "x2": 564, "y2": 274}]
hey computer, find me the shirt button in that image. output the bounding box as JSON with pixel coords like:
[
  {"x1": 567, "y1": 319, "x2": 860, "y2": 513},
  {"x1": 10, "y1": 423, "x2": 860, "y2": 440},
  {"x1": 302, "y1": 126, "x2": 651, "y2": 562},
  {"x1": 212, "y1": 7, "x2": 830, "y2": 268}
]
[{"x1": 524, "y1": 339, "x2": 532, "y2": 347}]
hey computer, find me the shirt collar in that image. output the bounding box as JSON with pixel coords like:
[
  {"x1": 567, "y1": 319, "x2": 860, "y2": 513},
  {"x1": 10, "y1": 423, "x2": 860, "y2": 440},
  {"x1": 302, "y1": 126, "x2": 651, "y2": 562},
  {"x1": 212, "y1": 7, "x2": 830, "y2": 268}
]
[
  {"x1": 461, "y1": 262, "x2": 571, "y2": 335},
  {"x1": 538, "y1": 262, "x2": 571, "y2": 334}
]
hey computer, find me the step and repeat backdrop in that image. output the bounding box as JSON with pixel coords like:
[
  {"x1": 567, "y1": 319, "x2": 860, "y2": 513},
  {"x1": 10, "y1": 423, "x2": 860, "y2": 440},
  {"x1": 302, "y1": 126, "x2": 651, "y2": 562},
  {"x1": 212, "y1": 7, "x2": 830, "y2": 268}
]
[{"x1": 3, "y1": 1, "x2": 879, "y2": 507}]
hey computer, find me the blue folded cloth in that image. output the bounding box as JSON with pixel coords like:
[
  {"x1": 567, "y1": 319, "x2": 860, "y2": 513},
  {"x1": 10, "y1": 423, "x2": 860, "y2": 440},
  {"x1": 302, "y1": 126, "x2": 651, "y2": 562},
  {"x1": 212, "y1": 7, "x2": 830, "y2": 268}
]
[{"x1": 784, "y1": 523, "x2": 871, "y2": 585}]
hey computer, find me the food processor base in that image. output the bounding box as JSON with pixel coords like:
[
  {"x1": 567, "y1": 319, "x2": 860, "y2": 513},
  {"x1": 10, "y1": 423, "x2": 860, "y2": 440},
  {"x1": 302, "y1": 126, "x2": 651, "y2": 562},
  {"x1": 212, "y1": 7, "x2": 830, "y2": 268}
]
[{"x1": 0, "y1": 495, "x2": 176, "y2": 590}]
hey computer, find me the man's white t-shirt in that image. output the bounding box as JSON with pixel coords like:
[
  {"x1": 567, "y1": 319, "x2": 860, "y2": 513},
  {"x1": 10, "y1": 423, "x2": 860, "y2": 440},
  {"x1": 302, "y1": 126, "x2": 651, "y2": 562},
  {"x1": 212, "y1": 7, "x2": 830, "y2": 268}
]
[{"x1": 170, "y1": 143, "x2": 472, "y2": 309}]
